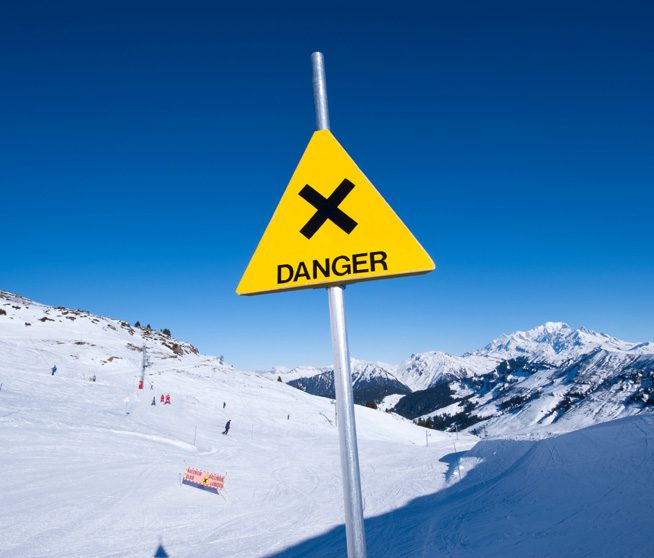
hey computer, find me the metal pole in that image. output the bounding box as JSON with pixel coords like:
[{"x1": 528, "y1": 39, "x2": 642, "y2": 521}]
[
  {"x1": 140, "y1": 346, "x2": 146, "y2": 385},
  {"x1": 311, "y1": 52, "x2": 330, "y2": 130},
  {"x1": 312, "y1": 51, "x2": 367, "y2": 558}
]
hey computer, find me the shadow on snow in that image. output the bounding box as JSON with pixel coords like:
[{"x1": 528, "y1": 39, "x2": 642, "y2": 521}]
[{"x1": 265, "y1": 415, "x2": 653, "y2": 558}]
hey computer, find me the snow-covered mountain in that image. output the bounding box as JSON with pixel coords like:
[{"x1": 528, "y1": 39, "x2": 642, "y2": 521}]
[
  {"x1": 394, "y1": 350, "x2": 494, "y2": 391},
  {"x1": 410, "y1": 322, "x2": 654, "y2": 437},
  {"x1": 2, "y1": 290, "x2": 653, "y2": 557},
  {"x1": 0, "y1": 290, "x2": 205, "y2": 367},
  {"x1": 289, "y1": 322, "x2": 654, "y2": 437},
  {"x1": 265, "y1": 364, "x2": 332, "y2": 383},
  {"x1": 288, "y1": 358, "x2": 411, "y2": 405},
  {"x1": 469, "y1": 321, "x2": 651, "y2": 362}
]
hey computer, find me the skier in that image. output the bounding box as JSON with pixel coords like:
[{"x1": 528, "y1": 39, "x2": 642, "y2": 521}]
[
  {"x1": 165, "y1": 393, "x2": 171, "y2": 405},
  {"x1": 222, "y1": 420, "x2": 231, "y2": 435},
  {"x1": 160, "y1": 394, "x2": 165, "y2": 403},
  {"x1": 223, "y1": 401, "x2": 226, "y2": 409},
  {"x1": 151, "y1": 396, "x2": 156, "y2": 406},
  {"x1": 51, "y1": 365, "x2": 57, "y2": 376}
]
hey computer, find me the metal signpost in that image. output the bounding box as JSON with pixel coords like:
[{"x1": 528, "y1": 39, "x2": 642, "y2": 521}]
[
  {"x1": 237, "y1": 52, "x2": 435, "y2": 558},
  {"x1": 312, "y1": 51, "x2": 367, "y2": 558}
]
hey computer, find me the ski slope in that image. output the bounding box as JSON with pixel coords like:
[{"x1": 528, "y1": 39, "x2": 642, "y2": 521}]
[
  {"x1": 270, "y1": 415, "x2": 654, "y2": 558},
  {"x1": 0, "y1": 292, "x2": 475, "y2": 557},
  {"x1": 1, "y1": 292, "x2": 652, "y2": 557}
]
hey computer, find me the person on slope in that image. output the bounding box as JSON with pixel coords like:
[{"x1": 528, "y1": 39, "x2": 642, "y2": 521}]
[
  {"x1": 51, "y1": 365, "x2": 57, "y2": 376},
  {"x1": 160, "y1": 394, "x2": 165, "y2": 403},
  {"x1": 151, "y1": 396, "x2": 156, "y2": 406},
  {"x1": 165, "y1": 393, "x2": 171, "y2": 405},
  {"x1": 222, "y1": 420, "x2": 231, "y2": 435}
]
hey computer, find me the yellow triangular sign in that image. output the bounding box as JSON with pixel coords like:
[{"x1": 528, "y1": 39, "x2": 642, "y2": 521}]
[{"x1": 237, "y1": 130, "x2": 435, "y2": 295}]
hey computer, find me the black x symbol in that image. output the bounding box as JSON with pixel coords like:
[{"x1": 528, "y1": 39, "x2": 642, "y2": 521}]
[{"x1": 298, "y1": 179, "x2": 358, "y2": 239}]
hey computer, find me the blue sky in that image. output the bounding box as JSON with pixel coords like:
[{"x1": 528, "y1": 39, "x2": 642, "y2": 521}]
[{"x1": 2, "y1": 1, "x2": 653, "y2": 369}]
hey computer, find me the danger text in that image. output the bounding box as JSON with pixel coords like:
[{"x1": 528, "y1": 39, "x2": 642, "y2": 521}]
[{"x1": 277, "y1": 251, "x2": 388, "y2": 284}]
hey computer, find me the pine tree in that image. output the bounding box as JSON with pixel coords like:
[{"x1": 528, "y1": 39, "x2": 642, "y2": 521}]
[
  {"x1": 162, "y1": 328, "x2": 171, "y2": 337},
  {"x1": 134, "y1": 321, "x2": 141, "y2": 328}
]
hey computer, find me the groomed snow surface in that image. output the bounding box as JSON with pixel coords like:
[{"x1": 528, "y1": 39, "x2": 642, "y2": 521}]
[{"x1": 1, "y1": 294, "x2": 652, "y2": 557}]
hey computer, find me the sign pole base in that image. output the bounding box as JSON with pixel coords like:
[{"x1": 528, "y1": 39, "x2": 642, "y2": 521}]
[{"x1": 328, "y1": 284, "x2": 367, "y2": 558}]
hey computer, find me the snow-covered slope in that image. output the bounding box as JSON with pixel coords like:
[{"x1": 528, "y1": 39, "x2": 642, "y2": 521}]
[
  {"x1": 270, "y1": 415, "x2": 654, "y2": 557},
  {"x1": 0, "y1": 291, "x2": 474, "y2": 558},
  {"x1": 466, "y1": 348, "x2": 654, "y2": 438},
  {"x1": 0, "y1": 290, "x2": 203, "y2": 369},
  {"x1": 2, "y1": 291, "x2": 652, "y2": 557},
  {"x1": 402, "y1": 323, "x2": 654, "y2": 437},
  {"x1": 288, "y1": 358, "x2": 411, "y2": 405},
  {"x1": 394, "y1": 351, "x2": 494, "y2": 391}
]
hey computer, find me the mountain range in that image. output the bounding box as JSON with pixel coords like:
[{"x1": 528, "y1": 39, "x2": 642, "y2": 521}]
[{"x1": 286, "y1": 321, "x2": 654, "y2": 437}]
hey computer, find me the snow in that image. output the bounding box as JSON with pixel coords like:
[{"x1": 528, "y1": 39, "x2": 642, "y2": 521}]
[
  {"x1": 285, "y1": 319, "x2": 653, "y2": 440},
  {"x1": 274, "y1": 359, "x2": 402, "y2": 386},
  {"x1": 260, "y1": 365, "x2": 330, "y2": 383},
  {"x1": 268, "y1": 415, "x2": 654, "y2": 557},
  {"x1": 469, "y1": 321, "x2": 644, "y2": 364},
  {"x1": 286, "y1": 322, "x2": 652, "y2": 403},
  {"x1": 350, "y1": 358, "x2": 399, "y2": 384},
  {"x1": 0, "y1": 292, "x2": 474, "y2": 557},
  {"x1": 378, "y1": 393, "x2": 405, "y2": 411},
  {"x1": 394, "y1": 351, "x2": 495, "y2": 392},
  {"x1": 466, "y1": 347, "x2": 653, "y2": 438},
  {"x1": 1, "y1": 291, "x2": 652, "y2": 557},
  {"x1": 424, "y1": 401, "x2": 466, "y2": 419}
]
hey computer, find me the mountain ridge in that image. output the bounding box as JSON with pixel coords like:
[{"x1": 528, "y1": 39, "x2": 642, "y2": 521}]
[{"x1": 285, "y1": 321, "x2": 654, "y2": 437}]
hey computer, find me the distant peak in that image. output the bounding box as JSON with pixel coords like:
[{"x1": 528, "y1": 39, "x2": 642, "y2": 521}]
[
  {"x1": 541, "y1": 321, "x2": 570, "y2": 330},
  {"x1": 471, "y1": 320, "x2": 646, "y2": 362}
]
